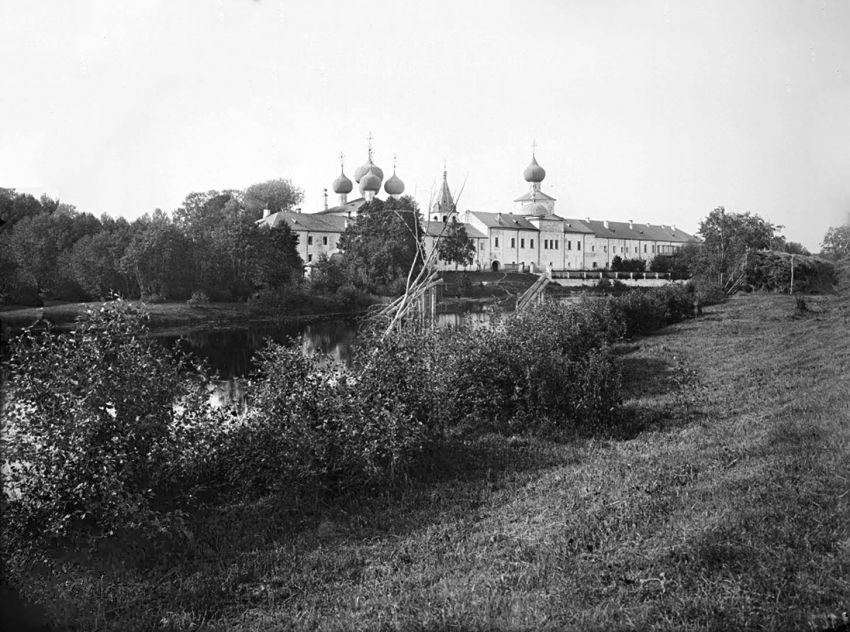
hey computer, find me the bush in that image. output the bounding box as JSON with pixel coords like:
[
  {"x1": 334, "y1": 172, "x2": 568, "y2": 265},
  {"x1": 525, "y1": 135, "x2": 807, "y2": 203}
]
[
  {"x1": 432, "y1": 299, "x2": 624, "y2": 433},
  {"x1": 141, "y1": 291, "x2": 167, "y2": 303},
  {"x1": 611, "y1": 256, "x2": 646, "y2": 273},
  {"x1": 612, "y1": 291, "x2": 667, "y2": 337},
  {"x1": 187, "y1": 290, "x2": 210, "y2": 305},
  {"x1": 742, "y1": 251, "x2": 836, "y2": 293},
  {"x1": 1, "y1": 301, "x2": 215, "y2": 542},
  {"x1": 229, "y1": 330, "x2": 440, "y2": 494}
]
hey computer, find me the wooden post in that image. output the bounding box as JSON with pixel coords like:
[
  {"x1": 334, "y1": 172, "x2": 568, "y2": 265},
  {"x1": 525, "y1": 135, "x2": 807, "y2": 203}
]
[
  {"x1": 790, "y1": 254, "x2": 795, "y2": 294},
  {"x1": 430, "y1": 284, "x2": 437, "y2": 327}
]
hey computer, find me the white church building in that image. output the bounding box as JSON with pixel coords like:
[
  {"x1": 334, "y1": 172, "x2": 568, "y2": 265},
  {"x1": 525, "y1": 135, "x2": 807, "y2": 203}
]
[{"x1": 258, "y1": 143, "x2": 698, "y2": 273}]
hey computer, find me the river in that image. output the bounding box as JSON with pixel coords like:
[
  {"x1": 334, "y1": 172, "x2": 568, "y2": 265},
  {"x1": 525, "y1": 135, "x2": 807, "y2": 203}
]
[{"x1": 155, "y1": 310, "x2": 497, "y2": 409}]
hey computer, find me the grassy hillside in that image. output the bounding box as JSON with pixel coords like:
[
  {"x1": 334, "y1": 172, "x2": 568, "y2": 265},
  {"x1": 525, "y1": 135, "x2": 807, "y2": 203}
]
[{"x1": 9, "y1": 283, "x2": 850, "y2": 631}]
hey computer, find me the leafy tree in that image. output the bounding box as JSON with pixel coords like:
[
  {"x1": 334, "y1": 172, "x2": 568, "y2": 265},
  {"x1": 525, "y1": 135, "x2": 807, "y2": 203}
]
[
  {"x1": 2, "y1": 301, "x2": 213, "y2": 539},
  {"x1": 821, "y1": 223, "x2": 850, "y2": 259},
  {"x1": 309, "y1": 253, "x2": 348, "y2": 294},
  {"x1": 0, "y1": 191, "x2": 42, "y2": 226},
  {"x1": 781, "y1": 241, "x2": 810, "y2": 255},
  {"x1": 253, "y1": 220, "x2": 303, "y2": 290},
  {"x1": 69, "y1": 230, "x2": 138, "y2": 298},
  {"x1": 121, "y1": 212, "x2": 194, "y2": 300},
  {"x1": 338, "y1": 196, "x2": 423, "y2": 294},
  {"x1": 611, "y1": 256, "x2": 646, "y2": 273},
  {"x1": 243, "y1": 179, "x2": 303, "y2": 215},
  {"x1": 437, "y1": 217, "x2": 475, "y2": 270},
  {"x1": 696, "y1": 206, "x2": 780, "y2": 285}
]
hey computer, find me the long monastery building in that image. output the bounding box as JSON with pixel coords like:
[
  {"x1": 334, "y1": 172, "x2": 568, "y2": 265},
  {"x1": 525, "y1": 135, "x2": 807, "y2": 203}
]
[{"x1": 259, "y1": 146, "x2": 698, "y2": 273}]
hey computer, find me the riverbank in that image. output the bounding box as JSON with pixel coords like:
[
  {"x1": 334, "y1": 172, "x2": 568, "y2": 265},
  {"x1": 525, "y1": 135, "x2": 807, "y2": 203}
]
[
  {"x1": 0, "y1": 296, "x2": 369, "y2": 334},
  {"x1": 8, "y1": 280, "x2": 849, "y2": 630},
  {"x1": 0, "y1": 272, "x2": 595, "y2": 334}
]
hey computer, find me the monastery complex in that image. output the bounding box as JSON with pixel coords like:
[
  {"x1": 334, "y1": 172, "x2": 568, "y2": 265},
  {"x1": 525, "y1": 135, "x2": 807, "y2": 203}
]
[{"x1": 259, "y1": 143, "x2": 699, "y2": 273}]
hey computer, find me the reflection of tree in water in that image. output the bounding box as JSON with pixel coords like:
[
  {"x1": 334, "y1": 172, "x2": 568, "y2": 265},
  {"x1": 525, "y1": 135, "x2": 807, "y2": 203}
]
[
  {"x1": 160, "y1": 313, "x2": 493, "y2": 408},
  {"x1": 302, "y1": 320, "x2": 357, "y2": 363},
  {"x1": 159, "y1": 318, "x2": 359, "y2": 381}
]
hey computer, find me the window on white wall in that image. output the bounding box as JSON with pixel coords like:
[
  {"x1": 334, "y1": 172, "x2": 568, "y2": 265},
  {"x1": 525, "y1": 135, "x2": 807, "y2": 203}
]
[
  {"x1": 322, "y1": 236, "x2": 328, "y2": 246},
  {"x1": 511, "y1": 238, "x2": 515, "y2": 248},
  {"x1": 555, "y1": 240, "x2": 558, "y2": 250},
  {"x1": 530, "y1": 239, "x2": 534, "y2": 248},
  {"x1": 307, "y1": 236, "x2": 313, "y2": 246},
  {"x1": 495, "y1": 237, "x2": 499, "y2": 247},
  {"x1": 577, "y1": 242, "x2": 581, "y2": 251},
  {"x1": 520, "y1": 238, "x2": 525, "y2": 248}
]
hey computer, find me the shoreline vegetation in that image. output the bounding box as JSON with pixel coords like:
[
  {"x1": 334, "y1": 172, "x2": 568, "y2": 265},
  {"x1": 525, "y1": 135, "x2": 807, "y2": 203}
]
[
  {"x1": 3, "y1": 270, "x2": 849, "y2": 630},
  {"x1": 0, "y1": 272, "x2": 550, "y2": 333}
]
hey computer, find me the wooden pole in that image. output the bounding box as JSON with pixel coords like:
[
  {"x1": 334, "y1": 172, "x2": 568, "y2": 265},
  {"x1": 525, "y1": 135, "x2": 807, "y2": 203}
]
[{"x1": 790, "y1": 254, "x2": 795, "y2": 294}]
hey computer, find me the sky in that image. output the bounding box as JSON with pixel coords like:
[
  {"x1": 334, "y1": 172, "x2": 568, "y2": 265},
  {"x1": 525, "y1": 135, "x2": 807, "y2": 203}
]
[{"x1": 2, "y1": 0, "x2": 849, "y2": 250}]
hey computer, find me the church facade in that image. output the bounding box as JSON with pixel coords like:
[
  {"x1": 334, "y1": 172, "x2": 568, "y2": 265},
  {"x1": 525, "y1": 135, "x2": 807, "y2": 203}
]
[{"x1": 258, "y1": 144, "x2": 698, "y2": 273}]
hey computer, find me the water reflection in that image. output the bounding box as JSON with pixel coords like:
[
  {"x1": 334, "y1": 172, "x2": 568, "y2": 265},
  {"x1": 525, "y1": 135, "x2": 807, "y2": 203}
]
[{"x1": 161, "y1": 310, "x2": 498, "y2": 409}]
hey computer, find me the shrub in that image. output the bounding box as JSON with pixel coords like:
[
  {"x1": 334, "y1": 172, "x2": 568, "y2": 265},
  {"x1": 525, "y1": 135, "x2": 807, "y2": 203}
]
[
  {"x1": 742, "y1": 251, "x2": 836, "y2": 293},
  {"x1": 141, "y1": 291, "x2": 167, "y2": 303},
  {"x1": 230, "y1": 330, "x2": 441, "y2": 494},
  {"x1": 1, "y1": 300, "x2": 214, "y2": 542},
  {"x1": 432, "y1": 300, "x2": 624, "y2": 433},
  {"x1": 187, "y1": 290, "x2": 210, "y2": 305},
  {"x1": 612, "y1": 290, "x2": 667, "y2": 337}
]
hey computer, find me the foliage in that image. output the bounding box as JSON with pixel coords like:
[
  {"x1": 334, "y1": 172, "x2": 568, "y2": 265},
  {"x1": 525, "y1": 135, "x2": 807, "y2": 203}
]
[
  {"x1": 437, "y1": 217, "x2": 476, "y2": 269},
  {"x1": 1, "y1": 280, "x2": 704, "y2": 550},
  {"x1": 187, "y1": 290, "x2": 210, "y2": 305},
  {"x1": 251, "y1": 220, "x2": 303, "y2": 291},
  {"x1": 781, "y1": 240, "x2": 810, "y2": 255},
  {"x1": 338, "y1": 196, "x2": 424, "y2": 295},
  {"x1": 1, "y1": 301, "x2": 216, "y2": 542},
  {"x1": 696, "y1": 206, "x2": 781, "y2": 285},
  {"x1": 820, "y1": 222, "x2": 850, "y2": 259},
  {"x1": 741, "y1": 250, "x2": 836, "y2": 293},
  {"x1": 67, "y1": 229, "x2": 137, "y2": 299},
  {"x1": 0, "y1": 181, "x2": 305, "y2": 306},
  {"x1": 649, "y1": 243, "x2": 700, "y2": 276},
  {"x1": 229, "y1": 334, "x2": 438, "y2": 494},
  {"x1": 121, "y1": 211, "x2": 194, "y2": 300},
  {"x1": 309, "y1": 253, "x2": 348, "y2": 294},
  {"x1": 243, "y1": 178, "x2": 303, "y2": 215},
  {"x1": 611, "y1": 256, "x2": 646, "y2": 273}
]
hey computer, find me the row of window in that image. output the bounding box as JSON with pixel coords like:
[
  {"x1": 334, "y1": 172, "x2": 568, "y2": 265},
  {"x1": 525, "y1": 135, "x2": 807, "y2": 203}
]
[
  {"x1": 490, "y1": 236, "x2": 681, "y2": 255},
  {"x1": 306, "y1": 235, "x2": 330, "y2": 246},
  {"x1": 494, "y1": 237, "x2": 537, "y2": 249}
]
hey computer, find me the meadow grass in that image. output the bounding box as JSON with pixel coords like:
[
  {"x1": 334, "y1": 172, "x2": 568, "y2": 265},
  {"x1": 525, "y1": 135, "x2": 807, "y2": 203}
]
[{"x1": 10, "y1": 285, "x2": 850, "y2": 631}]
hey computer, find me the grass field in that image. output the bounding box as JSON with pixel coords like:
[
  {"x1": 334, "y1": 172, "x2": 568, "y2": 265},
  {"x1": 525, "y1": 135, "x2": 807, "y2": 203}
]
[{"x1": 8, "y1": 283, "x2": 850, "y2": 631}]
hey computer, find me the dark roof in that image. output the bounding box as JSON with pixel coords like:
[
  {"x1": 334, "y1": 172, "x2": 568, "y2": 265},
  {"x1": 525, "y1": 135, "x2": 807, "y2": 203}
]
[
  {"x1": 258, "y1": 211, "x2": 347, "y2": 233},
  {"x1": 581, "y1": 219, "x2": 698, "y2": 243},
  {"x1": 513, "y1": 190, "x2": 556, "y2": 203},
  {"x1": 535, "y1": 215, "x2": 595, "y2": 234},
  {"x1": 315, "y1": 197, "x2": 366, "y2": 215},
  {"x1": 423, "y1": 220, "x2": 486, "y2": 239},
  {"x1": 469, "y1": 211, "x2": 538, "y2": 231}
]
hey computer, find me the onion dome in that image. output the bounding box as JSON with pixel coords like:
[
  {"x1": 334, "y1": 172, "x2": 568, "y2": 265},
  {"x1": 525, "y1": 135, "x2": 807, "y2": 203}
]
[
  {"x1": 384, "y1": 170, "x2": 405, "y2": 196},
  {"x1": 359, "y1": 167, "x2": 381, "y2": 193},
  {"x1": 354, "y1": 161, "x2": 384, "y2": 183},
  {"x1": 523, "y1": 155, "x2": 546, "y2": 183},
  {"x1": 332, "y1": 170, "x2": 353, "y2": 194}
]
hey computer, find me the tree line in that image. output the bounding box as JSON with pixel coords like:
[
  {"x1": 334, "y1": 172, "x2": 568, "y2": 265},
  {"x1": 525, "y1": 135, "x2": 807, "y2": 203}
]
[{"x1": 0, "y1": 181, "x2": 304, "y2": 305}]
